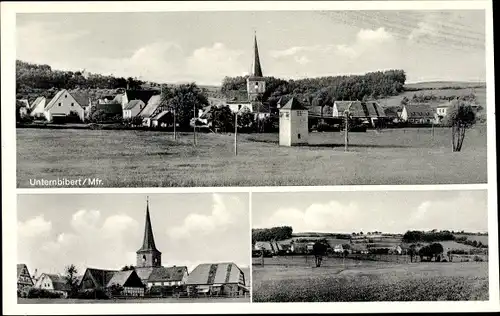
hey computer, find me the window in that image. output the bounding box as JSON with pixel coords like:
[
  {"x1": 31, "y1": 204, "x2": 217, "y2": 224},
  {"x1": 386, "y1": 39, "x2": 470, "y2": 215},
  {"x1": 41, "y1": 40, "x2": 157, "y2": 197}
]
[
  {"x1": 285, "y1": 112, "x2": 289, "y2": 118},
  {"x1": 71, "y1": 103, "x2": 74, "y2": 106},
  {"x1": 298, "y1": 134, "x2": 301, "y2": 139},
  {"x1": 58, "y1": 103, "x2": 62, "y2": 106},
  {"x1": 65, "y1": 95, "x2": 67, "y2": 98}
]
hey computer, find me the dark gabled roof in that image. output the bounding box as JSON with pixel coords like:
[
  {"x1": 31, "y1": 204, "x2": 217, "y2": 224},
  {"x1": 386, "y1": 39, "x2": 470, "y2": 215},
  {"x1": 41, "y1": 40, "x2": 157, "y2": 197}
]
[
  {"x1": 148, "y1": 266, "x2": 188, "y2": 282},
  {"x1": 280, "y1": 97, "x2": 308, "y2": 111},
  {"x1": 405, "y1": 103, "x2": 435, "y2": 118},
  {"x1": 106, "y1": 270, "x2": 144, "y2": 288},
  {"x1": 124, "y1": 100, "x2": 145, "y2": 110},
  {"x1": 70, "y1": 90, "x2": 92, "y2": 108},
  {"x1": 17, "y1": 264, "x2": 29, "y2": 278},
  {"x1": 84, "y1": 268, "x2": 117, "y2": 288},
  {"x1": 127, "y1": 90, "x2": 160, "y2": 104},
  {"x1": 138, "y1": 95, "x2": 162, "y2": 118},
  {"x1": 186, "y1": 262, "x2": 244, "y2": 286}
]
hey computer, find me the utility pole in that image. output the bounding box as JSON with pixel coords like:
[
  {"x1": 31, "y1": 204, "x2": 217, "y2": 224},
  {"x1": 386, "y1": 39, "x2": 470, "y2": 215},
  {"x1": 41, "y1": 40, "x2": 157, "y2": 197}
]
[
  {"x1": 344, "y1": 110, "x2": 350, "y2": 152},
  {"x1": 193, "y1": 104, "x2": 197, "y2": 146},
  {"x1": 234, "y1": 111, "x2": 238, "y2": 156},
  {"x1": 173, "y1": 107, "x2": 177, "y2": 141}
]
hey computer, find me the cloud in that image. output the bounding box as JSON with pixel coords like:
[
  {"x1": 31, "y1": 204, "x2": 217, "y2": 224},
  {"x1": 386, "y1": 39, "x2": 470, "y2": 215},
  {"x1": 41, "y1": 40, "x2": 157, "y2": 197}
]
[
  {"x1": 18, "y1": 215, "x2": 52, "y2": 238},
  {"x1": 18, "y1": 210, "x2": 140, "y2": 274},
  {"x1": 89, "y1": 41, "x2": 246, "y2": 85},
  {"x1": 269, "y1": 27, "x2": 394, "y2": 67},
  {"x1": 256, "y1": 192, "x2": 487, "y2": 234},
  {"x1": 168, "y1": 194, "x2": 244, "y2": 239}
]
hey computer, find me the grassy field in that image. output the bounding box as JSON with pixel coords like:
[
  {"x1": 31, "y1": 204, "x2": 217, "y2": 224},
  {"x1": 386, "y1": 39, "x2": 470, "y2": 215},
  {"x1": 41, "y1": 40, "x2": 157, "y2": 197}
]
[
  {"x1": 377, "y1": 86, "x2": 486, "y2": 109},
  {"x1": 18, "y1": 296, "x2": 249, "y2": 304},
  {"x1": 252, "y1": 257, "x2": 488, "y2": 302},
  {"x1": 17, "y1": 126, "x2": 487, "y2": 187}
]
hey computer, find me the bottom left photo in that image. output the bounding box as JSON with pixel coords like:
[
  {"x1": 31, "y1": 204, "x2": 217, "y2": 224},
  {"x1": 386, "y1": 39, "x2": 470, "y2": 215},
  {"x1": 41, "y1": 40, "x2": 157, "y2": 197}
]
[{"x1": 16, "y1": 192, "x2": 251, "y2": 303}]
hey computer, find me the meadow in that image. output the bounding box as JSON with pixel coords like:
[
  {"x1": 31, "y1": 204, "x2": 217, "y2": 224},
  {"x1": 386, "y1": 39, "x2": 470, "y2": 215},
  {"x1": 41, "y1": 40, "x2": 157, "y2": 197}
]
[
  {"x1": 252, "y1": 257, "x2": 488, "y2": 302},
  {"x1": 17, "y1": 125, "x2": 487, "y2": 187},
  {"x1": 18, "y1": 296, "x2": 249, "y2": 304},
  {"x1": 377, "y1": 85, "x2": 486, "y2": 109}
]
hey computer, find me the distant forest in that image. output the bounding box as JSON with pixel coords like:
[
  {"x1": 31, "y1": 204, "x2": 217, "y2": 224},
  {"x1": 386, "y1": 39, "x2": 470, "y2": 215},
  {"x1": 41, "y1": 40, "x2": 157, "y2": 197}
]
[
  {"x1": 220, "y1": 69, "x2": 407, "y2": 107},
  {"x1": 16, "y1": 60, "x2": 153, "y2": 102}
]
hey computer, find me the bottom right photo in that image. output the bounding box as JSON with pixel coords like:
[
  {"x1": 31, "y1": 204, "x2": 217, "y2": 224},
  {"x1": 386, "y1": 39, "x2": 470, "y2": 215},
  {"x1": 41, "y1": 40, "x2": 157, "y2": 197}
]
[{"x1": 251, "y1": 190, "x2": 489, "y2": 302}]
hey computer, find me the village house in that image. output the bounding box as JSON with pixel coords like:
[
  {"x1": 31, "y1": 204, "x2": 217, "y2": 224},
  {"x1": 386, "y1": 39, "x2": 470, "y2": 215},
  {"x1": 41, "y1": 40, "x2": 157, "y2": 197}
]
[
  {"x1": 34, "y1": 273, "x2": 71, "y2": 298},
  {"x1": 43, "y1": 89, "x2": 86, "y2": 122},
  {"x1": 279, "y1": 97, "x2": 309, "y2": 146},
  {"x1": 79, "y1": 268, "x2": 145, "y2": 296},
  {"x1": 151, "y1": 110, "x2": 173, "y2": 128},
  {"x1": 147, "y1": 266, "x2": 189, "y2": 288},
  {"x1": 29, "y1": 96, "x2": 47, "y2": 118},
  {"x1": 113, "y1": 89, "x2": 159, "y2": 110},
  {"x1": 400, "y1": 103, "x2": 437, "y2": 124},
  {"x1": 332, "y1": 100, "x2": 387, "y2": 126},
  {"x1": 138, "y1": 95, "x2": 163, "y2": 127},
  {"x1": 17, "y1": 264, "x2": 34, "y2": 292},
  {"x1": 333, "y1": 244, "x2": 344, "y2": 254},
  {"x1": 123, "y1": 100, "x2": 146, "y2": 119},
  {"x1": 185, "y1": 262, "x2": 248, "y2": 297}
]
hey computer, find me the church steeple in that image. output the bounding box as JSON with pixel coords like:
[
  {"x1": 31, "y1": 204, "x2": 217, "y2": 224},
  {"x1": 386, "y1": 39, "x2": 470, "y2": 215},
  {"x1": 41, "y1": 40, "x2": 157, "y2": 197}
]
[
  {"x1": 247, "y1": 32, "x2": 266, "y2": 102},
  {"x1": 251, "y1": 32, "x2": 263, "y2": 77},
  {"x1": 136, "y1": 197, "x2": 161, "y2": 267},
  {"x1": 138, "y1": 197, "x2": 158, "y2": 252}
]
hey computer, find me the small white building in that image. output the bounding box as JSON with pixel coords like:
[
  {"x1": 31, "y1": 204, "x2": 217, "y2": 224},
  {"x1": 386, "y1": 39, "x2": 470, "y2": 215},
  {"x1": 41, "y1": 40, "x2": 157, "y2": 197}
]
[
  {"x1": 279, "y1": 97, "x2": 309, "y2": 146},
  {"x1": 34, "y1": 273, "x2": 71, "y2": 298},
  {"x1": 44, "y1": 89, "x2": 85, "y2": 122}
]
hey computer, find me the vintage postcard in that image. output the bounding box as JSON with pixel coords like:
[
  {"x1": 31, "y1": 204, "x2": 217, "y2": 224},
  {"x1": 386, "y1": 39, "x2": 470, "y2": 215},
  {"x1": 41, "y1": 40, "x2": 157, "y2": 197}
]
[
  {"x1": 2, "y1": 0, "x2": 498, "y2": 315},
  {"x1": 252, "y1": 190, "x2": 489, "y2": 302},
  {"x1": 17, "y1": 193, "x2": 250, "y2": 303},
  {"x1": 10, "y1": 4, "x2": 492, "y2": 188}
]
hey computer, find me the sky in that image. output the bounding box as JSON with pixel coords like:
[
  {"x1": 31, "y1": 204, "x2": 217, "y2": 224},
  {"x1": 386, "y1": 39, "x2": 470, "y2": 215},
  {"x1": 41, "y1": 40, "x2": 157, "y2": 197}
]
[
  {"x1": 17, "y1": 193, "x2": 250, "y2": 276},
  {"x1": 16, "y1": 10, "x2": 486, "y2": 85},
  {"x1": 252, "y1": 190, "x2": 488, "y2": 234}
]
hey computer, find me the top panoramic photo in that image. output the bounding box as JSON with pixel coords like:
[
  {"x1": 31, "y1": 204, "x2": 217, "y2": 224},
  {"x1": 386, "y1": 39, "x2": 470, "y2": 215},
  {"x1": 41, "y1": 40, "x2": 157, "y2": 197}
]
[{"x1": 16, "y1": 10, "x2": 490, "y2": 188}]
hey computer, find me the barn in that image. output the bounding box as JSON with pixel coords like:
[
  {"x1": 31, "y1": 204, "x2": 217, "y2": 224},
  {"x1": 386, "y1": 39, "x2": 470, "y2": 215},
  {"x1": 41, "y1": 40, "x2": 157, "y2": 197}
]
[
  {"x1": 34, "y1": 273, "x2": 71, "y2": 298},
  {"x1": 79, "y1": 268, "x2": 145, "y2": 297},
  {"x1": 17, "y1": 264, "x2": 34, "y2": 292},
  {"x1": 185, "y1": 262, "x2": 248, "y2": 297}
]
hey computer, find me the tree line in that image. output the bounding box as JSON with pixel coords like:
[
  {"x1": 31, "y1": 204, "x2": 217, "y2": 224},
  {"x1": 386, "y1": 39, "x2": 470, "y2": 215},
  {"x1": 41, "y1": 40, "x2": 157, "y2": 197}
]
[
  {"x1": 221, "y1": 69, "x2": 407, "y2": 108},
  {"x1": 252, "y1": 226, "x2": 293, "y2": 243},
  {"x1": 16, "y1": 60, "x2": 149, "y2": 101}
]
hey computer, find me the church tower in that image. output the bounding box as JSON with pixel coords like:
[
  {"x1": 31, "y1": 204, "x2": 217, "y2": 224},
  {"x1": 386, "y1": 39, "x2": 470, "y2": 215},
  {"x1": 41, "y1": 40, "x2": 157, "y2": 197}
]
[
  {"x1": 247, "y1": 32, "x2": 266, "y2": 102},
  {"x1": 136, "y1": 197, "x2": 162, "y2": 268}
]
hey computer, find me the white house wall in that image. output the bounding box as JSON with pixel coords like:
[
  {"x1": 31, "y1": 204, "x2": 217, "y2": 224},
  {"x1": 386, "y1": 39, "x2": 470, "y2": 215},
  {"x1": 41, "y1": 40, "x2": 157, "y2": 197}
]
[
  {"x1": 45, "y1": 92, "x2": 85, "y2": 122},
  {"x1": 279, "y1": 110, "x2": 291, "y2": 146},
  {"x1": 29, "y1": 98, "x2": 46, "y2": 117}
]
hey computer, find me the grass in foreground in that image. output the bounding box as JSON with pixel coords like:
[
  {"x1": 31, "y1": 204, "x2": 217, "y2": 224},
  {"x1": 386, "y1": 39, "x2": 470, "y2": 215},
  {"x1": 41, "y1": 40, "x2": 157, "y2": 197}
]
[
  {"x1": 252, "y1": 261, "x2": 488, "y2": 302},
  {"x1": 17, "y1": 126, "x2": 487, "y2": 187}
]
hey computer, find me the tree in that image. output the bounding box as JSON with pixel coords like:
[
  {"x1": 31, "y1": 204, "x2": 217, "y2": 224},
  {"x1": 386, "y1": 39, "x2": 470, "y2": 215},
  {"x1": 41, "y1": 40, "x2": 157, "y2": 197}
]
[
  {"x1": 161, "y1": 83, "x2": 208, "y2": 130},
  {"x1": 408, "y1": 244, "x2": 417, "y2": 263},
  {"x1": 121, "y1": 265, "x2": 135, "y2": 271},
  {"x1": 210, "y1": 105, "x2": 234, "y2": 132},
  {"x1": 312, "y1": 241, "x2": 328, "y2": 267},
  {"x1": 108, "y1": 283, "x2": 124, "y2": 296},
  {"x1": 64, "y1": 264, "x2": 79, "y2": 298},
  {"x1": 442, "y1": 100, "x2": 476, "y2": 152},
  {"x1": 238, "y1": 107, "x2": 255, "y2": 130}
]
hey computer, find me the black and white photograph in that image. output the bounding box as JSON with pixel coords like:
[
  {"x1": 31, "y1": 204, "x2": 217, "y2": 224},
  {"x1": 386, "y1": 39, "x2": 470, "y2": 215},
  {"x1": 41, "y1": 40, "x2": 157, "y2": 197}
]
[
  {"x1": 15, "y1": 9, "x2": 488, "y2": 187},
  {"x1": 251, "y1": 190, "x2": 489, "y2": 302},
  {"x1": 17, "y1": 193, "x2": 251, "y2": 303}
]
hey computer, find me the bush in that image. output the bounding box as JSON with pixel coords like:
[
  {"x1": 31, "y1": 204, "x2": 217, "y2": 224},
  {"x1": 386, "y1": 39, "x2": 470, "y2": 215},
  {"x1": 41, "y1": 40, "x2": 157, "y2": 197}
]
[
  {"x1": 27, "y1": 288, "x2": 63, "y2": 299},
  {"x1": 252, "y1": 226, "x2": 293, "y2": 242},
  {"x1": 76, "y1": 289, "x2": 110, "y2": 300},
  {"x1": 474, "y1": 256, "x2": 484, "y2": 262}
]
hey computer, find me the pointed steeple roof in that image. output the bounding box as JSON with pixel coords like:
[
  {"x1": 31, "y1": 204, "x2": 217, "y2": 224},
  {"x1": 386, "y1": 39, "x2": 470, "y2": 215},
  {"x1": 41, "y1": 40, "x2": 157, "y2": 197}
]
[
  {"x1": 281, "y1": 97, "x2": 308, "y2": 111},
  {"x1": 137, "y1": 197, "x2": 159, "y2": 252},
  {"x1": 251, "y1": 32, "x2": 263, "y2": 77}
]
